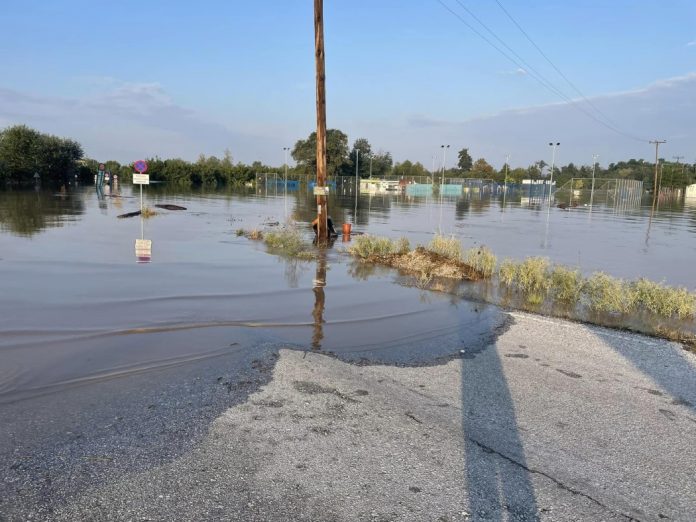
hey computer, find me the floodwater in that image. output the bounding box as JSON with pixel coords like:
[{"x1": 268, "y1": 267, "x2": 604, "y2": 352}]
[{"x1": 0, "y1": 183, "x2": 694, "y2": 402}]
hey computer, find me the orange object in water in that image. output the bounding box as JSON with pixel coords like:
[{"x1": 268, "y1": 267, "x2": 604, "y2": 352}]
[
  {"x1": 342, "y1": 223, "x2": 352, "y2": 234},
  {"x1": 342, "y1": 234, "x2": 351, "y2": 243}
]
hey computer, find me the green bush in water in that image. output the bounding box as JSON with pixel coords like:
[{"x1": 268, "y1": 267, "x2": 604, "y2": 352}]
[
  {"x1": 348, "y1": 235, "x2": 404, "y2": 258},
  {"x1": 264, "y1": 228, "x2": 304, "y2": 256},
  {"x1": 585, "y1": 272, "x2": 635, "y2": 314},
  {"x1": 550, "y1": 266, "x2": 583, "y2": 304},
  {"x1": 498, "y1": 259, "x2": 517, "y2": 286},
  {"x1": 632, "y1": 279, "x2": 696, "y2": 319},
  {"x1": 516, "y1": 257, "x2": 551, "y2": 296}
]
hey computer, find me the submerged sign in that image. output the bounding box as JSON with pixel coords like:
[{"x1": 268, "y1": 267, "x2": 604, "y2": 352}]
[{"x1": 135, "y1": 239, "x2": 152, "y2": 263}]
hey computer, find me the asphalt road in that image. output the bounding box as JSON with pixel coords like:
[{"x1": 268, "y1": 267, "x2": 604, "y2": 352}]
[{"x1": 3, "y1": 312, "x2": 696, "y2": 521}]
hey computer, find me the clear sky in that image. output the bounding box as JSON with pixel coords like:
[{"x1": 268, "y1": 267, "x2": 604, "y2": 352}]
[{"x1": 1, "y1": 0, "x2": 694, "y2": 169}]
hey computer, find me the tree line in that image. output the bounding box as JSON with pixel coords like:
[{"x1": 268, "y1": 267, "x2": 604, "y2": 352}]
[
  {"x1": 0, "y1": 125, "x2": 83, "y2": 186},
  {"x1": 1, "y1": 124, "x2": 694, "y2": 190}
]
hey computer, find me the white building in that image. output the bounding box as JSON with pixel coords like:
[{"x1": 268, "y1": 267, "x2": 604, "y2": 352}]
[{"x1": 685, "y1": 184, "x2": 696, "y2": 199}]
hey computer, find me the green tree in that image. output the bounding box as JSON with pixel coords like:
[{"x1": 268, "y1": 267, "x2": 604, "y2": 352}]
[
  {"x1": 369, "y1": 151, "x2": 393, "y2": 178},
  {"x1": 291, "y1": 129, "x2": 350, "y2": 177},
  {"x1": 471, "y1": 158, "x2": 494, "y2": 178},
  {"x1": 457, "y1": 148, "x2": 473, "y2": 172},
  {"x1": 348, "y1": 138, "x2": 373, "y2": 178},
  {"x1": 393, "y1": 160, "x2": 428, "y2": 178},
  {"x1": 0, "y1": 125, "x2": 82, "y2": 185}
]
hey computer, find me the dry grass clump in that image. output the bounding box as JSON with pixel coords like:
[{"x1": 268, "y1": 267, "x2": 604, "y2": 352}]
[
  {"x1": 632, "y1": 279, "x2": 696, "y2": 320},
  {"x1": 388, "y1": 247, "x2": 480, "y2": 280},
  {"x1": 236, "y1": 228, "x2": 264, "y2": 240},
  {"x1": 550, "y1": 266, "x2": 584, "y2": 304},
  {"x1": 427, "y1": 235, "x2": 462, "y2": 261},
  {"x1": 463, "y1": 246, "x2": 497, "y2": 278},
  {"x1": 264, "y1": 228, "x2": 305, "y2": 257},
  {"x1": 516, "y1": 257, "x2": 552, "y2": 304},
  {"x1": 141, "y1": 207, "x2": 157, "y2": 218},
  {"x1": 498, "y1": 259, "x2": 517, "y2": 286},
  {"x1": 496, "y1": 257, "x2": 551, "y2": 305},
  {"x1": 394, "y1": 237, "x2": 411, "y2": 255},
  {"x1": 585, "y1": 272, "x2": 635, "y2": 314}
]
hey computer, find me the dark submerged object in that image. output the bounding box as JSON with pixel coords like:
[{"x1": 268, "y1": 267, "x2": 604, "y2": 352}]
[
  {"x1": 117, "y1": 210, "x2": 142, "y2": 219},
  {"x1": 312, "y1": 217, "x2": 338, "y2": 238},
  {"x1": 557, "y1": 202, "x2": 578, "y2": 210},
  {"x1": 155, "y1": 204, "x2": 187, "y2": 211}
]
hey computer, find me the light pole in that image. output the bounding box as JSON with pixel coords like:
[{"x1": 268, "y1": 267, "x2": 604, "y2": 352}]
[
  {"x1": 283, "y1": 147, "x2": 290, "y2": 219},
  {"x1": 440, "y1": 144, "x2": 450, "y2": 185},
  {"x1": 548, "y1": 142, "x2": 560, "y2": 205},
  {"x1": 355, "y1": 148, "x2": 359, "y2": 217},
  {"x1": 369, "y1": 153, "x2": 373, "y2": 179},
  {"x1": 439, "y1": 144, "x2": 449, "y2": 231}
]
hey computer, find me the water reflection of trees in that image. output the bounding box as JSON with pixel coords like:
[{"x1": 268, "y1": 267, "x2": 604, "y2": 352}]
[{"x1": 0, "y1": 190, "x2": 84, "y2": 237}]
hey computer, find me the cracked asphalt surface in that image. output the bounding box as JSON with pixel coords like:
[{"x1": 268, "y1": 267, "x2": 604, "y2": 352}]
[{"x1": 2, "y1": 312, "x2": 696, "y2": 521}]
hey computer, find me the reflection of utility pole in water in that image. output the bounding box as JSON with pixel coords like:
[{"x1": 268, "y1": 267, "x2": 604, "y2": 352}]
[
  {"x1": 501, "y1": 154, "x2": 509, "y2": 217},
  {"x1": 311, "y1": 248, "x2": 327, "y2": 350}
]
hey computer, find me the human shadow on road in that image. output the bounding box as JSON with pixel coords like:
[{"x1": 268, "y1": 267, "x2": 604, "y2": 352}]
[{"x1": 461, "y1": 339, "x2": 540, "y2": 521}]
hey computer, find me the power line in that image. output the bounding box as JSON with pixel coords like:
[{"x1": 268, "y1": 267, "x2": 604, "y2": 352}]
[
  {"x1": 435, "y1": 0, "x2": 648, "y2": 143},
  {"x1": 493, "y1": 0, "x2": 631, "y2": 137}
]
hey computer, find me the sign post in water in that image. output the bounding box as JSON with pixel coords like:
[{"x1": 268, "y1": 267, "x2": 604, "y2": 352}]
[
  {"x1": 132, "y1": 160, "x2": 149, "y2": 212},
  {"x1": 132, "y1": 160, "x2": 152, "y2": 263}
]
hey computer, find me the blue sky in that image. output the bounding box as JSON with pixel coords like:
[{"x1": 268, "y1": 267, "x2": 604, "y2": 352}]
[{"x1": 1, "y1": 0, "x2": 694, "y2": 168}]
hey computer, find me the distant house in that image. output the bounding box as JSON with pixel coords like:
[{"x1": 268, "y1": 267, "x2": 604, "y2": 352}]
[{"x1": 686, "y1": 184, "x2": 696, "y2": 199}]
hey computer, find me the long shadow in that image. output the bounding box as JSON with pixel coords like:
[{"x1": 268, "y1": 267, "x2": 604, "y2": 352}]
[
  {"x1": 595, "y1": 327, "x2": 696, "y2": 414},
  {"x1": 461, "y1": 338, "x2": 540, "y2": 521}
]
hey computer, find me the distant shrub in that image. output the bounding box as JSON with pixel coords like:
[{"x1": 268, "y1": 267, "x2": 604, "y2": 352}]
[{"x1": 427, "y1": 235, "x2": 462, "y2": 261}]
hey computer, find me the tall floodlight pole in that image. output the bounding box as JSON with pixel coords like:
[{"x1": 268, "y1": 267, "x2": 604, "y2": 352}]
[
  {"x1": 548, "y1": 142, "x2": 560, "y2": 205},
  {"x1": 649, "y1": 139, "x2": 666, "y2": 211},
  {"x1": 314, "y1": 0, "x2": 328, "y2": 241},
  {"x1": 439, "y1": 144, "x2": 449, "y2": 231},
  {"x1": 354, "y1": 148, "x2": 359, "y2": 217},
  {"x1": 369, "y1": 153, "x2": 373, "y2": 179},
  {"x1": 440, "y1": 144, "x2": 450, "y2": 185},
  {"x1": 283, "y1": 147, "x2": 290, "y2": 220}
]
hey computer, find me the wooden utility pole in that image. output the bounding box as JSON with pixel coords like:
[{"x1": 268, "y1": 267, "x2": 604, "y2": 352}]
[
  {"x1": 649, "y1": 139, "x2": 665, "y2": 210},
  {"x1": 314, "y1": 0, "x2": 328, "y2": 241}
]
